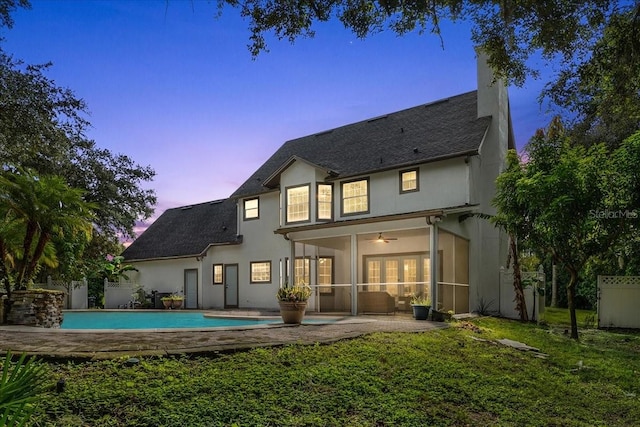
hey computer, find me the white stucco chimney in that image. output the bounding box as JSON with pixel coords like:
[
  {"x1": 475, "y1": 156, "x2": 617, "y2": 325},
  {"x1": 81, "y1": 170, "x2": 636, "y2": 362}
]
[{"x1": 476, "y1": 50, "x2": 506, "y2": 119}]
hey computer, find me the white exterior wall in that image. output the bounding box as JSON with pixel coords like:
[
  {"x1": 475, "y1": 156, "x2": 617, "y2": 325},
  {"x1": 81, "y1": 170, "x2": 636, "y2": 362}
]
[
  {"x1": 278, "y1": 157, "x2": 470, "y2": 229},
  {"x1": 206, "y1": 191, "x2": 290, "y2": 310},
  {"x1": 366, "y1": 159, "x2": 469, "y2": 217},
  {"x1": 466, "y1": 52, "x2": 510, "y2": 313},
  {"x1": 128, "y1": 258, "x2": 199, "y2": 296}
]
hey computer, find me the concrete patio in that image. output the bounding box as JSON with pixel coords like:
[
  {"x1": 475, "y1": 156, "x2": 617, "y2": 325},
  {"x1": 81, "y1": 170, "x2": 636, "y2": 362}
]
[{"x1": 0, "y1": 311, "x2": 449, "y2": 360}]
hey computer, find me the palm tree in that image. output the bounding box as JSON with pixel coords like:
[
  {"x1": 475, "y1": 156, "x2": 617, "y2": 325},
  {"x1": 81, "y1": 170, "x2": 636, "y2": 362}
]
[{"x1": 0, "y1": 168, "x2": 95, "y2": 298}]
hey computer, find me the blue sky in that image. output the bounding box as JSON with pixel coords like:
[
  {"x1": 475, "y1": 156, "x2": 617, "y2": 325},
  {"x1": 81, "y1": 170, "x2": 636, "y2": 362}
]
[{"x1": 2, "y1": 0, "x2": 554, "y2": 228}]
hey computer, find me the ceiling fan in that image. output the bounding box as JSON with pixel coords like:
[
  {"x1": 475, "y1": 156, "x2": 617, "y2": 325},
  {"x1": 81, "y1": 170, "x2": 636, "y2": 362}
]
[{"x1": 369, "y1": 233, "x2": 398, "y2": 243}]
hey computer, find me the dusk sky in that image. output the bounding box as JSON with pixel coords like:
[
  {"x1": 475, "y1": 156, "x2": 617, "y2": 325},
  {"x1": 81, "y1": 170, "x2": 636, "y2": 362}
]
[{"x1": 3, "y1": 0, "x2": 555, "y2": 231}]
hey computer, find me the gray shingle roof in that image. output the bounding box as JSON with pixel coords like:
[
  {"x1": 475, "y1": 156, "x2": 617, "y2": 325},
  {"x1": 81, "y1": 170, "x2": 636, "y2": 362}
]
[
  {"x1": 122, "y1": 198, "x2": 239, "y2": 261},
  {"x1": 231, "y1": 91, "x2": 491, "y2": 198}
]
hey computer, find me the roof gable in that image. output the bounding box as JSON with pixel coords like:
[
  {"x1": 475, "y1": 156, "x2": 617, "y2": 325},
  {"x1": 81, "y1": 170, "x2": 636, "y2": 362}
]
[
  {"x1": 122, "y1": 198, "x2": 239, "y2": 261},
  {"x1": 232, "y1": 91, "x2": 491, "y2": 198}
]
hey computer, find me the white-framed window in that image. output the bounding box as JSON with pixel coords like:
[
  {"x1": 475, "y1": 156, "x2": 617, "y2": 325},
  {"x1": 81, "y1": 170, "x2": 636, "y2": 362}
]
[
  {"x1": 400, "y1": 169, "x2": 419, "y2": 193},
  {"x1": 286, "y1": 185, "x2": 310, "y2": 223},
  {"x1": 213, "y1": 264, "x2": 223, "y2": 284},
  {"x1": 317, "y1": 183, "x2": 333, "y2": 220},
  {"x1": 341, "y1": 178, "x2": 369, "y2": 215},
  {"x1": 244, "y1": 198, "x2": 259, "y2": 220},
  {"x1": 250, "y1": 261, "x2": 271, "y2": 283}
]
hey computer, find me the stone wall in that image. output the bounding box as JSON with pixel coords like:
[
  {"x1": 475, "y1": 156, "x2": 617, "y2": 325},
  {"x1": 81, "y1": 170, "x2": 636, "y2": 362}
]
[{"x1": 7, "y1": 289, "x2": 65, "y2": 328}]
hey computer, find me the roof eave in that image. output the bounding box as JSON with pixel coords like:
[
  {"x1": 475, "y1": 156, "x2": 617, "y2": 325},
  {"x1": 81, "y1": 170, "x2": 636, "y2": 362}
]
[
  {"x1": 324, "y1": 149, "x2": 480, "y2": 182},
  {"x1": 125, "y1": 240, "x2": 243, "y2": 263}
]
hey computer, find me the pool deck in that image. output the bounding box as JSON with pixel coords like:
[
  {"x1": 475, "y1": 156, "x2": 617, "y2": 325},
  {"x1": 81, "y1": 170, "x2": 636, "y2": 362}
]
[{"x1": 0, "y1": 310, "x2": 449, "y2": 360}]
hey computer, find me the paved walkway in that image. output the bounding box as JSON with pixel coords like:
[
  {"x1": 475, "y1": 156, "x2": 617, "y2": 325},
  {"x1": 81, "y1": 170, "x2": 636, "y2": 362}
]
[{"x1": 0, "y1": 311, "x2": 448, "y2": 360}]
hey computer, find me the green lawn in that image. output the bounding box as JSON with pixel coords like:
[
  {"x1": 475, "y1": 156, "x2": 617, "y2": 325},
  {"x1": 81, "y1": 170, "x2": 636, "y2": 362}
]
[
  {"x1": 540, "y1": 307, "x2": 598, "y2": 328},
  {"x1": 31, "y1": 316, "x2": 640, "y2": 426}
]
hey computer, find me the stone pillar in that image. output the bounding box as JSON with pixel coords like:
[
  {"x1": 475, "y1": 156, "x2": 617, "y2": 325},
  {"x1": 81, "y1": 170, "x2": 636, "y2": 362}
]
[{"x1": 7, "y1": 290, "x2": 65, "y2": 328}]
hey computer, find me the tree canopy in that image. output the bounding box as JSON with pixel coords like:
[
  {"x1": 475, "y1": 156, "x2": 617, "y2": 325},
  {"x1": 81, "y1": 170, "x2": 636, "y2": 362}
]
[{"x1": 215, "y1": 1, "x2": 636, "y2": 84}]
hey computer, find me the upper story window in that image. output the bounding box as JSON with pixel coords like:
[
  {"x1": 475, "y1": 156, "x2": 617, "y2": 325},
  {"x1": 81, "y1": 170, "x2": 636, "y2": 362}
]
[
  {"x1": 341, "y1": 178, "x2": 369, "y2": 215},
  {"x1": 244, "y1": 198, "x2": 259, "y2": 220},
  {"x1": 286, "y1": 184, "x2": 310, "y2": 223},
  {"x1": 400, "y1": 169, "x2": 419, "y2": 193},
  {"x1": 317, "y1": 183, "x2": 333, "y2": 221}
]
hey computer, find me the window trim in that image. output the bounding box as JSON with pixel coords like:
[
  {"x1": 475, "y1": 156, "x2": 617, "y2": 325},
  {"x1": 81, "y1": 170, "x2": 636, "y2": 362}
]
[
  {"x1": 316, "y1": 182, "x2": 334, "y2": 222},
  {"x1": 243, "y1": 197, "x2": 259, "y2": 221},
  {"x1": 250, "y1": 260, "x2": 272, "y2": 284},
  {"x1": 399, "y1": 168, "x2": 420, "y2": 193},
  {"x1": 212, "y1": 264, "x2": 224, "y2": 285},
  {"x1": 285, "y1": 183, "x2": 311, "y2": 225},
  {"x1": 340, "y1": 177, "x2": 370, "y2": 216}
]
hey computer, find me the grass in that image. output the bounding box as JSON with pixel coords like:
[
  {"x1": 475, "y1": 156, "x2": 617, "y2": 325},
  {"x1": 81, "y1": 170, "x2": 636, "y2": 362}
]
[
  {"x1": 540, "y1": 307, "x2": 598, "y2": 328},
  {"x1": 29, "y1": 315, "x2": 640, "y2": 426}
]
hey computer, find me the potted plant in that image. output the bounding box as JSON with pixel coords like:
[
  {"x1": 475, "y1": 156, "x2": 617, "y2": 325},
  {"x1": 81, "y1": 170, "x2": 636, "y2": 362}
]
[
  {"x1": 410, "y1": 294, "x2": 431, "y2": 320},
  {"x1": 276, "y1": 283, "x2": 311, "y2": 324},
  {"x1": 161, "y1": 294, "x2": 184, "y2": 309}
]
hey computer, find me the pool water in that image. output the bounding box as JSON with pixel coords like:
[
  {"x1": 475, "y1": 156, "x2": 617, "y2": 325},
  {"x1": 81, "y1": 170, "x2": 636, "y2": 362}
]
[
  {"x1": 62, "y1": 311, "x2": 280, "y2": 330},
  {"x1": 61, "y1": 311, "x2": 334, "y2": 330}
]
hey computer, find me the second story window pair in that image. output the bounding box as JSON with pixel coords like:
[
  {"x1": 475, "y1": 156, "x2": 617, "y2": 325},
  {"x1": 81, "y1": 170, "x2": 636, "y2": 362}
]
[{"x1": 286, "y1": 183, "x2": 334, "y2": 223}]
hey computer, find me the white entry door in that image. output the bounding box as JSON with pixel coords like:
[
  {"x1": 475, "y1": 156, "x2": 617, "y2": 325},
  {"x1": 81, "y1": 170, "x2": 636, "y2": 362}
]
[{"x1": 184, "y1": 269, "x2": 198, "y2": 309}]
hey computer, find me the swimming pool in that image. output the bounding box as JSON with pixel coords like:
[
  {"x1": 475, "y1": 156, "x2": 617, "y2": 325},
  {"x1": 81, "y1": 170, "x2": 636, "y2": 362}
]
[{"x1": 60, "y1": 311, "x2": 332, "y2": 330}]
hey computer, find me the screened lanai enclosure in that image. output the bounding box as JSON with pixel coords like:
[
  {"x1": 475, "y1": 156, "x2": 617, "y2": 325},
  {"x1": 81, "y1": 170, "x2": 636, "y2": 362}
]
[{"x1": 285, "y1": 225, "x2": 469, "y2": 315}]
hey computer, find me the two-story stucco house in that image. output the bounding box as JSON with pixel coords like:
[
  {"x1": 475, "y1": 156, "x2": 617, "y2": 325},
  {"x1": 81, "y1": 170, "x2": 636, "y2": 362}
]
[{"x1": 122, "y1": 54, "x2": 513, "y2": 315}]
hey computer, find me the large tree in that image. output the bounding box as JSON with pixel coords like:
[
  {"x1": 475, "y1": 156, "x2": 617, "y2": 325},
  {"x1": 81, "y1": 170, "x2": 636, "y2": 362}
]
[{"x1": 495, "y1": 120, "x2": 640, "y2": 339}]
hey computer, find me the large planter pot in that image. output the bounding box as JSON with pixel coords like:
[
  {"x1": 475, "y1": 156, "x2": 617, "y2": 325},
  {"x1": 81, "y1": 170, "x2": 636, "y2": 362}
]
[
  {"x1": 171, "y1": 299, "x2": 183, "y2": 309},
  {"x1": 411, "y1": 304, "x2": 430, "y2": 320},
  {"x1": 162, "y1": 299, "x2": 172, "y2": 309},
  {"x1": 278, "y1": 301, "x2": 307, "y2": 324}
]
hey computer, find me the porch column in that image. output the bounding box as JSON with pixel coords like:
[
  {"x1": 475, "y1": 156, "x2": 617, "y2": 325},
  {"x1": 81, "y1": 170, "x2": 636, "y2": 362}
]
[
  {"x1": 351, "y1": 233, "x2": 358, "y2": 315},
  {"x1": 430, "y1": 222, "x2": 439, "y2": 310},
  {"x1": 288, "y1": 239, "x2": 295, "y2": 286}
]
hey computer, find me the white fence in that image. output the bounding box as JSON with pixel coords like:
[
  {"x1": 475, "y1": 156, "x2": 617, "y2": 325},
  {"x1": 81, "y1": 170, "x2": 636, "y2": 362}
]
[
  {"x1": 598, "y1": 276, "x2": 640, "y2": 329},
  {"x1": 103, "y1": 280, "x2": 141, "y2": 309},
  {"x1": 499, "y1": 267, "x2": 545, "y2": 321},
  {"x1": 36, "y1": 277, "x2": 88, "y2": 309}
]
